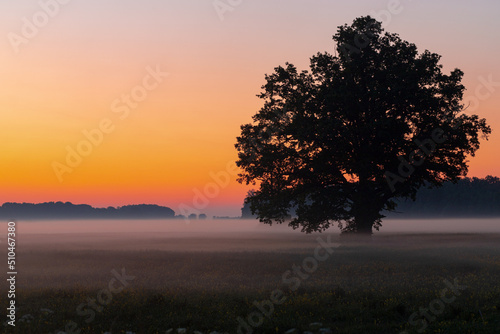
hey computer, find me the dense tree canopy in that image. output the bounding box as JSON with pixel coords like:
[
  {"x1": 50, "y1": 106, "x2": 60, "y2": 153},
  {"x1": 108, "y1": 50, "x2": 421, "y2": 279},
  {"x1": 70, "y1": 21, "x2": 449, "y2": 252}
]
[
  {"x1": 235, "y1": 16, "x2": 491, "y2": 234},
  {"x1": 242, "y1": 176, "x2": 500, "y2": 219}
]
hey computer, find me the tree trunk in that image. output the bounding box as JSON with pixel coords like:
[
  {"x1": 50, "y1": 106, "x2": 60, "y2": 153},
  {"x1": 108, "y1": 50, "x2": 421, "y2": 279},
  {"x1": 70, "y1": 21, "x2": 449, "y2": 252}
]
[
  {"x1": 349, "y1": 190, "x2": 381, "y2": 235},
  {"x1": 341, "y1": 178, "x2": 383, "y2": 236},
  {"x1": 354, "y1": 211, "x2": 374, "y2": 235}
]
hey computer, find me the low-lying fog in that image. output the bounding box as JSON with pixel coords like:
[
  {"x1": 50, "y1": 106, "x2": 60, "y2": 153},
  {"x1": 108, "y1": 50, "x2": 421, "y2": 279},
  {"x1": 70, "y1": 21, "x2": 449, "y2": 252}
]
[
  {"x1": 1, "y1": 218, "x2": 499, "y2": 291},
  {"x1": 4, "y1": 217, "x2": 500, "y2": 234},
  {"x1": 0, "y1": 218, "x2": 499, "y2": 252}
]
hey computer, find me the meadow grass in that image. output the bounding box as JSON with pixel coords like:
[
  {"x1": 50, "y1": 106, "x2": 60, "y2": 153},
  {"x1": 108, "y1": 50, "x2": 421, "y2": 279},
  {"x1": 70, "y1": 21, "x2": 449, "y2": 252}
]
[{"x1": 1, "y1": 233, "x2": 499, "y2": 333}]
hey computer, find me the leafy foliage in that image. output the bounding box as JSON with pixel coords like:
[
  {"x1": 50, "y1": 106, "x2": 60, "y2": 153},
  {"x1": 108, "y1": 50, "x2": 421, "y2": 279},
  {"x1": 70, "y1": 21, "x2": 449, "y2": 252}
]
[{"x1": 235, "y1": 16, "x2": 491, "y2": 234}]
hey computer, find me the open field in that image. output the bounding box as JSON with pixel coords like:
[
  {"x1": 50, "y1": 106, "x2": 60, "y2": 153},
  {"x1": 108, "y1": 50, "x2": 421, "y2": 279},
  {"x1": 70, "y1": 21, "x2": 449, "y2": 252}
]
[{"x1": 1, "y1": 220, "x2": 500, "y2": 333}]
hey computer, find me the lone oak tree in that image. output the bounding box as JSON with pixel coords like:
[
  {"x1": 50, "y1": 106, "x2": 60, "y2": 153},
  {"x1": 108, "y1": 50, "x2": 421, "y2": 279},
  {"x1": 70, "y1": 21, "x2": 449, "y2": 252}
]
[{"x1": 235, "y1": 17, "x2": 491, "y2": 234}]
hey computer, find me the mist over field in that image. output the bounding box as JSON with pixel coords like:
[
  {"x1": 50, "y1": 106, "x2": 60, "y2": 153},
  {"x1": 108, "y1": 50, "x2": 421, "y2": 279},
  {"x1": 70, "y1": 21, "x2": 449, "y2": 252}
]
[
  {"x1": 1, "y1": 219, "x2": 500, "y2": 333},
  {"x1": 2, "y1": 217, "x2": 500, "y2": 237}
]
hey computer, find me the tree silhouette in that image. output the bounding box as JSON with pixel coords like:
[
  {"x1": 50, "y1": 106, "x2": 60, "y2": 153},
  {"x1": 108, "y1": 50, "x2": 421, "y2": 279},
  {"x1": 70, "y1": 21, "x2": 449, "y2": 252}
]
[{"x1": 235, "y1": 16, "x2": 491, "y2": 234}]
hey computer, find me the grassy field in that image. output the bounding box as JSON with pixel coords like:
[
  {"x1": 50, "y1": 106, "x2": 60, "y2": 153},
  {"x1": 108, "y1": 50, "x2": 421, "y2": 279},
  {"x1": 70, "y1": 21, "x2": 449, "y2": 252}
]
[{"x1": 1, "y1": 231, "x2": 500, "y2": 334}]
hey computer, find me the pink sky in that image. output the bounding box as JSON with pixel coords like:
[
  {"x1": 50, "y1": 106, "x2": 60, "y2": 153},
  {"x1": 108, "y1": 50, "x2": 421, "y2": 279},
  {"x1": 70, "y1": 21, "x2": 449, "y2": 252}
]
[{"x1": 0, "y1": 0, "x2": 498, "y2": 216}]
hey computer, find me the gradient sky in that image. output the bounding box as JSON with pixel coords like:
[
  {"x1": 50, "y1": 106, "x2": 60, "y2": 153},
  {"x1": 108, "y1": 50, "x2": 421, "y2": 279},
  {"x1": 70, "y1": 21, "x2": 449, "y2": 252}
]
[{"x1": 0, "y1": 0, "x2": 499, "y2": 216}]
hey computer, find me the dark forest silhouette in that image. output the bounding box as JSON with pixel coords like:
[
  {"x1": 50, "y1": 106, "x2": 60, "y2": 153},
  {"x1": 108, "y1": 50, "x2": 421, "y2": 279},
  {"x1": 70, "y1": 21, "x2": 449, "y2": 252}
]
[
  {"x1": 391, "y1": 176, "x2": 500, "y2": 218},
  {"x1": 241, "y1": 176, "x2": 500, "y2": 219},
  {"x1": 0, "y1": 202, "x2": 175, "y2": 220}
]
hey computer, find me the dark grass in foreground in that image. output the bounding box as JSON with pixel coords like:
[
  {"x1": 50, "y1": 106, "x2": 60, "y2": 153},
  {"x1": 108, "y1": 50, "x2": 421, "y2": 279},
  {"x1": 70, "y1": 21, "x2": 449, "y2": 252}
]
[{"x1": 1, "y1": 234, "x2": 500, "y2": 333}]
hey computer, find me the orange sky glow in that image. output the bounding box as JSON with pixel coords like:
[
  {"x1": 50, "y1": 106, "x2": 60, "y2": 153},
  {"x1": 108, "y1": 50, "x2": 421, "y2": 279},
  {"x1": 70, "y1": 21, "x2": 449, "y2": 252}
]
[{"x1": 0, "y1": 0, "x2": 499, "y2": 216}]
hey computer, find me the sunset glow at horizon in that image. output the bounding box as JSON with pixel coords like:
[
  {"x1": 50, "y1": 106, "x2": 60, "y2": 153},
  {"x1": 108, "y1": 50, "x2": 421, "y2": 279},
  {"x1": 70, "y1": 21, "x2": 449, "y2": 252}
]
[{"x1": 1, "y1": 0, "x2": 499, "y2": 216}]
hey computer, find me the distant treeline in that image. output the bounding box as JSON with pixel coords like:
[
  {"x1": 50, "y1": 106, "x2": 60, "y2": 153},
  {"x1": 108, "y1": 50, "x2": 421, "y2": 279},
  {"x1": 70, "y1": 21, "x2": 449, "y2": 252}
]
[
  {"x1": 0, "y1": 202, "x2": 175, "y2": 220},
  {"x1": 388, "y1": 176, "x2": 500, "y2": 218},
  {"x1": 241, "y1": 176, "x2": 500, "y2": 219}
]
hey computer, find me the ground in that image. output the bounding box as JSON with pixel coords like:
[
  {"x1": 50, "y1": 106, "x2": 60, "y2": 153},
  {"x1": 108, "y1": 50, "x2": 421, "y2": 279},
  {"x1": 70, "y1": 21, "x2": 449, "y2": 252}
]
[{"x1": 1, "y1": 228, "x2": 499, "y2": 333}]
